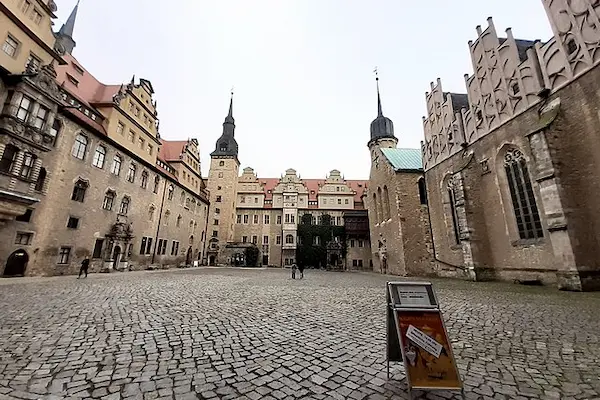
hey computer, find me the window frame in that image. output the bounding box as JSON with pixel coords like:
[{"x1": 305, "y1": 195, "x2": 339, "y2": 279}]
[
  {"x1": 71, "y1": 134, "x2": 88, "y2": 160},
  {"x1": 2, "y1": 34, "x2": 19, "y2": 58},
  {"x1": 92, "y1": 145, "x2": 106, "y2": 169}
]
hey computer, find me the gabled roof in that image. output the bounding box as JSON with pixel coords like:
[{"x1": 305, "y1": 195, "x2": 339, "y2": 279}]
[
  {"x1": 159, "y1": 140, "x2": 187, "y2": 161},
  {"x1": 381, "y1": 148, "x2": 423, "y2": 172},
  {"x1": 258, "y1": 178, "x2": 368, "y2": 205}
]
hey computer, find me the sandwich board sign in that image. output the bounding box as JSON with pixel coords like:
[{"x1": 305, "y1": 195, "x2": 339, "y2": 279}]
[{"x1": 386, "y1": 281, "x2": 464, "y2": 399}]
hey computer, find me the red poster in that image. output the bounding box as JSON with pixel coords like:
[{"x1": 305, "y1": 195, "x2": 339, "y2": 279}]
[{"x1": 396, "y1": 310, "x2": 462, "y2": 389}]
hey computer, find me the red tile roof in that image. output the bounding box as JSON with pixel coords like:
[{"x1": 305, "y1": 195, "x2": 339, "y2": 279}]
[
  {"x1": 54, "y1": 54, "x2": 120, "y2": 107},
  {"x1": 159, "y1": 140, "x2": 188, "y2": 161}
]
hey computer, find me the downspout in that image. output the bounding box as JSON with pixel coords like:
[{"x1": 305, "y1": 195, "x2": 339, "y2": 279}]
[
  {"x1": 200, "y1": 189, "x2": 210, "y2": 264},
  {"x1": 151, "y1": 178, "x2": 168, "y2": 265}
]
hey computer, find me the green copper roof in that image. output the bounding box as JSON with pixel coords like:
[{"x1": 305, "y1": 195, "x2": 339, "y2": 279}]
[{"x1": 381, "y1": 148, "x2": 423, "y2": 171}]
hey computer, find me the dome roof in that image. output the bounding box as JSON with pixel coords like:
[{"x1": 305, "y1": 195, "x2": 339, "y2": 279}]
[{"x1": 369, "y1": 77, "x2": 396, "y2": 142}]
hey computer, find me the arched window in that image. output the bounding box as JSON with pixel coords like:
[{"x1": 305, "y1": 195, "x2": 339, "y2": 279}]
[
  {"x1": 126, "y1": 164, "x2": 136, "y2": 183},
  {"x1": 0, "y1": 144, "x2": 18, "y2": 173},
  {"x1": 103, "y1": 190, "x2": 115, "y2": 210},
  {"x1": 504, "y1": 149, "x2": 543, "y2": 239},
  {"x1": 372, "y1": 193, "x2": 379, "y2": 222},
  {"x1": 92, "y1": 145, "x2": 106, "y2": 168},
  {"x1": 119, "y1": 196, "x2": 130, "y2": 215},
  {"x1": 180, "y1": 191, "x2": 185, "y2": 204},
  {"x1": 71, "y1": 134, "x2": 88, "y2": 159},
  {"x1": 418, "y1": 177, "x2": 428, "y2": 205},
  {"x1": 219, "y1": 142, "x2": 228, "y2": 152},
  {"x1": 153, "y1": 176, "x2": 160, "y2": 194},
  {"x1": 383, "y1": 186, "x2": 391, "y2": 220},
  {"x1": 377, "y1": 187, "x2": 383, "y2": 223},
  {"x1": 148, "y1": 205, "x2": 155, "y2": 221},
  {"x1": 167, "y1": 185, "x2": 174, "y2": 200},
  {"x1": 219, "y1": 161, "x2": 225, "y2": 167},
  {"x1": 35, "y1": 167, "x2": 46, "y2": 192},
  {"x1": 140, "y1": 171, "x2": 149, "y2": 189},
  {"x1": 185, "y1": 198, "x2": 191, "y2": 209},
  {"x1": 111, "y1": 155, "x2": 122, "y2": 175},
  {"x1": 71, "y1": 179, "x2": 88, "y2": 202},
  {"x1": 176, "y1": 214, "x2": 182, "y2": 227},
  {"x1": 285, "y1": 234, "x2": 294, "y2": 244},
  {"x1": 447, "y1": 179, "x2": 460, "y2": 245}
]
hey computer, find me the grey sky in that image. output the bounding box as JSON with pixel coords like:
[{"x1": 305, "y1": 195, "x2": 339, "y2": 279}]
[{"x1": 55, "y1": 0, "x2": 553, "y2": 180}]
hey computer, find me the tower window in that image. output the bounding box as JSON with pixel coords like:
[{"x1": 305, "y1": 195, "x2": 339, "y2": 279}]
[
  {"x1": 566, "y1": 39, "x2": 577, "y2": 55},
  {"x1": 219, "y1": 161, "x2": 225, "y2": 167},
  {"x1": 448, "y1": 186, "x2": 460, "y2": 245},
  {"x1": 418, "y1": 178, "x2": 427, "y2": 205}
]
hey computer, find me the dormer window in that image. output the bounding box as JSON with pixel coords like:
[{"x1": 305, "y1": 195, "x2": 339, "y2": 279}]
[
  {"x1": 72, "y1": 63, "x2": 84, "y2": 75},
  {"x1": 66, "y1": 74, "x2": 79, "y2": 87}
]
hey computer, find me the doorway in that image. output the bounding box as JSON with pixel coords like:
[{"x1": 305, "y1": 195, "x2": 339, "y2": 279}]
[
  {"x1": 3, "y1": 249, "x2": 29, "y2": 277},
  {"x1": 262, "y1": 255, "x2": 269, "y2": 266},
  {"x1": 209, "y1": 255, "x2": 216, "y2": 266},
  {"x1": 113, "y1": 245, "x2": 122, "y2": 268},
  {"x1": 186, "y1": 247, "x2": 192, "y2": 265}
]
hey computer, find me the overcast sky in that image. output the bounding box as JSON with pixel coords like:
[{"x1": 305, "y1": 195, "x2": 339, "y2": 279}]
[{"x1": 55, "y1": 0, "x2": 553, "y2": 180}]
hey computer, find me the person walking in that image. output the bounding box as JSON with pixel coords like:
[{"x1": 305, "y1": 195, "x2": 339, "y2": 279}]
[
  {"x1": 298, "y1": 264, "x2": 305, "y2": 279},
  {"x1": 291, "y1": 263, "x2": 297, "y2": 279},
  {"x1": 78, "y1": 257, "x2": 90, "y2": 279}
]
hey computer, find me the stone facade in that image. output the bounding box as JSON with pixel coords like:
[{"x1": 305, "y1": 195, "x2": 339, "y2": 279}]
[
  {"x1": 421, "y1": 0, "x2": 600, "y2": 291},
  {"x1": 0, "y1": 2, "x2": 210, "y2": 277}
]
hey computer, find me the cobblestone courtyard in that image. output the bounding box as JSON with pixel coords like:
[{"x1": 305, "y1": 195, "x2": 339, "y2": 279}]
[{"x1": 0, "y1": 268, "x2": 598, "y2": 400}]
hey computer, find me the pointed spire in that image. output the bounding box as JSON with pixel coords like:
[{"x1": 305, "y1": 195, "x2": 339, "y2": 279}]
[
  {"x1": 59, "y1": 0, "x2": 79, "y2": 38},
  {"x1": 369, "y1": 67, "x2": 396, "y2": 144},
  {"x1": 375, "y1": 67, "x2": 383, "y2": 117},
  {"x1": 227, "y1": 88, "x2": 234, "y2": 119}
]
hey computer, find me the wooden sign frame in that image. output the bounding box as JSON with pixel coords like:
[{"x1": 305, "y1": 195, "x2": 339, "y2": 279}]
[{"x1": 386, "y1": 282, "x2": 464, "y2": 400}]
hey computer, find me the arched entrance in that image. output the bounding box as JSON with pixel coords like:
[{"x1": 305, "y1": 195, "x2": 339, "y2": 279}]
[
  {"x1": 186, "y1": 247, "x2": 192, "y2": 265},
  {"x1": 209, "y1": 255, "x2": 216, "y2": 266},
  {"x1": 113, "y1": 245, "x2": 122, "y2": 268},
  {"x1": 3, "y1": 249, "x2": 29, "y2": 277}
]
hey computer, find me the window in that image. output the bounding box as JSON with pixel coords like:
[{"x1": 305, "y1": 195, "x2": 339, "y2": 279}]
[
  {"x1": 102, "y1": 190, "x2": 115, "y2": 210},
  {"x1": 240, "y1": 196, "x2": 246, "y2": 204},
  {"x1": 219, "y1": 161, "x2": 225, "y2": 167},
  {"x1": 147, "y1": 144, "x2": 153, "y2": 155},
  {"x1": 0, "y1": 144, "x2": 18, "y2": 173},
  {"x1": 92, "y1": 239, "x2": 104, "y2": 259},
  {"x1": 119, "y1": 196, "x2": 130, "y2": 215},
  {"x1": 58, "y1": 247, "x2": 71, "y2": 264},
  {"x1": 35, "y1": 167, "x2": 46, "y2": 191},
  {"x1": 15, "y1": 232, "x2": 32, "y2": 245},
  {"x1": 353, "y1": 260, "x2": 358, "y2": 267},
  {"x1": 116, "y1": 122, "x2": 125, "y2": 135},
  {"x1": 127, "y1": 164, "x2": 136, "y2": 183},
  {"x1": 92, "y1": 146, "x2": 106, "y2": 168},
  {"x1": 138, "y1": 137, "x2": 144, "y2": 149},
  {"x1": 358, "y1": 240, "x2": 363, "y2": 248},
  {"x1": 153, "y1": 176, "x2": 160, "y2": 193},
  {"x1": 71, "y1": 134, "x2": 88, "y2": 160},
  {"x1": 26, "y1": 52, "x2": 41, "y2": 72},
  {"x1": 128, "y1": 130, "x2": 135, "y2": 143},
  {"x1": 163, "y1": 211, "x2": 170, "y2": 226},
  {"x1": 350, "y1": 240, "x2": 355, "y2": 248},
  {"x1": 148, "y1": 205, "x2": 155, "y2": 221},
  {"x1": 19, "y1": 152, "x2": 35, "y2": 179},
  {"x1": 167, "y1": 185, "x2": 174, "y2": 200},
  {"x1": 285, "y1": 214, "x2": 290, "y2": 223},
  {"x1": 16, "y1": 209, "x2": 32, "y2": 222},
  {"x1": 264, "y1": 214, "x2": 270, "y2": 224},
  {"x1": 213, "y1": 219, "x2": 219, "y2": 225},
  {"x1": 67, "y1": 217, "x2": 79, "y2": 229},
  {"x1": 276, "y1": 215, "x2": 282, "y2": 224},
  {"x1": 217, "y1": 186, "x2": 222, "y2": 190},
  {"x1": 49, "y1": 119, "x2": 61, "y2": 140},
  {"x1": 2, "y1": 35, "x2": 19, "y2": 57},
  {"x1": 140, "y1": 237, "x2": 153, "y2": 255},
  {"x1": 135, "y1": 107, "x2": 140, "y2": 117},
  {"x1": 157, "y1": 239, "x2": 167, "y2": 255},
  {"x1": 215, "y1": 208, "x2": 221, "y2": 214},
  {"x1": 448, "y1": 185, "x2": 460, "y2": 245},
  {"x1": 212, "y1": 230, "x2": 218, "y2": 237},
  {"x1": 567, "y1": 39, "x2": 577, "y2": 55},
  {"x1": 418, "y1": 178, "x2": 428, "y2": 205},
  {"x1": 185, "y1": 198, "x2": 191, "y2": 209},
  {"x1": 504, "y1": 149, "x2": 544, "y2": 240},
  {"x1": 243, "y1": 215, "x2": 248, "y2": 224},
  {"x1": 263, "y1": 236, "x2": 269, "y2": 244},
  {"x1": 236, "y1": 214, "x2": 241, "y2": 223},
  {"x1": 31, "y1": 9, "x2": 42, "y2": 24},
  {"x1": 285, "y1": 234, "x2": 294, "y2": 244},
  {"x1": 338, "y1": 199, "x2": 342, "y2": 205},
  {"x1": 276, "y1": 235, "x2": 281, "y2": 245},
  {"x1": 218, "y1": 172, "x2": 223, "y2": 178},
  {"x1": 111, "y1": 155, "x2": 122, "y2": 175},
  {"x1": 314, "y1": 236, "x2": 321, "y2": 245},
  {"x1": 66, "y1": 74, "x2": 79, "y2": 87},
  {"x1": 216, "y1": 195, "x2": 222, "y2": 202},
  {"x1": 16, "y1": 95, "x2": 32, "y2": 122},
  {"x1": 20, "y1": 1, "x2": 31, "y2": 13},
  {"x1": 71, "y1": 180, "x2": 88, "y2": 202},
  {"x1": 171, "y1": 241, "x2": 179, "y2": 256},
  {"x1": 241, "y1": 236, "x2": 248, "y2": 243},
  {"x1": 141, "y1": 171, "x2": 149, "y2": 189},
  {"x1": 253, "y1": 215, "x2": 259, "y2": 224},
  {"x1": 254, "y1": 197, "x2": 258, "y2": 203}
]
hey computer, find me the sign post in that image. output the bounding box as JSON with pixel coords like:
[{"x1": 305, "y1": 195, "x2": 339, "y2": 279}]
[{"x1": 386, "y1": 282, "x2": 464, "y2": 399}]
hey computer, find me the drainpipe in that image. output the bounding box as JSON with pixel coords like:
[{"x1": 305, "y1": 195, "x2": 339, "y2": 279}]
[
  {"x1": 200, "y1": 189, "x2": 209, "y2": 264},
  {"x1": 151, "y1": 178, "x2": 168, "y2": 265}
]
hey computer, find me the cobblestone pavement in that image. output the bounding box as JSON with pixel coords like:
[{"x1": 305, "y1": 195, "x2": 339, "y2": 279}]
[{"x1": 0, "y1": 268, "x2": 599, "y2": 400}]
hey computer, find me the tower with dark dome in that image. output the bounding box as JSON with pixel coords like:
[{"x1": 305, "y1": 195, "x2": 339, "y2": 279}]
[{"x1": 368, "y1": 72, "x2": 398, "y2": 150}]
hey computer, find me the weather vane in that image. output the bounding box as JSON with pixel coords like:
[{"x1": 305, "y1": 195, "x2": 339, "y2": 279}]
[
  {"x1": 374, "y1": 66, "x2": 378, "y2": 80},
  {"x1": 231, "y1": 86, "x2": 234, "y2": 96}
]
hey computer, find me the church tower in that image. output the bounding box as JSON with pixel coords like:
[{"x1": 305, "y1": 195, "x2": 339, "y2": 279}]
[
  {"x1": 205, "y1": 93, "x2": 240, "y2": 265},
  {"x1": 368, "y1": 72, "x2": 398, "y2": 174},
  {"x1": 54, "y1": 0, "x2": 79, "y2": 55}
]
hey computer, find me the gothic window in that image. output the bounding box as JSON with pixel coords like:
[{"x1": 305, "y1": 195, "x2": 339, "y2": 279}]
[
  {"x1": 111, "y1": 155, "x2": 122, "y2": 175},
  {"x1": 148, "y1": 205, "x2": 155, "y2": 221},
  {"x1": 127, "y1": 163, "x2": 136, "y2": 183},
  {"x1": 153, "y1": 176, "x2": 160, "y2": 193},
  {"x1": 35, "y1": 167, "x2": 46, "y2": 192},
  {"x1": 19, "y1": 152, "x2": 36, "y2": 179},
  {"x1": 140, "y1": 171, "x2": 149, "y2": 189},
  {"x1": 0, "y1": 144, "x2": 18, "y2": 173},
  {"x1": 92, "y1": 145, "x2": 106, "y2": 168},
  {"x1": 103, "y1": 190, "x2": 115, "y2": 211},
  {"x1": 71, "y1": 134, "x2": 88, "y2": 160},
  {"x1": 176, "y1": 215, "x2": 182, "y2": 227},
  {"x1": 504, "y1": 149, "x2": 543, "y2": 240},
  {"x1": 418, "y1": 178, "x2": 427, "y2": 205},
  {"x1": 164, "y1": 210, "x2": 171, "y2": 226},
  {"x1": 167, "y1": 185, "x2": 174, "y2": 200},
  {"x1": 71, "y1": 179, "x2": 88, "y2": 202},
  {"x1": 119, "y1": 196, "x2": 130, "y2": 215},
  {"x1": 285, "y1": 234, "x2": 294, "y2": 244},
  {"x1": 185, "y1": 198, "x2": 191, "y2": 209},
  {"x1": 383, "y1": 186, "x2": 391, "y2": 220},
  {"x1": 376, "y1": 187, "x2": 383, "y2": 222},
  {"x1": 447, "y1": 181, "x2": 460, "y2": 245},
  {"x1": 180, "y1": 191, "x2": 185, "y2": 204}
]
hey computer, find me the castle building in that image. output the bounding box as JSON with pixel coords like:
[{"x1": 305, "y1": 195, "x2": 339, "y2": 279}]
[
  {"x1": 205, "y1": 103, "x2": 371, "y2": 268},
  {"x1": 365, "y1": 74, "x2": 434, "y2": 277},
  {"x1": 0, "y1": 1, "x2": 210, "y2": 276},
  {"x1": 421, "y1": 0, "x2": 600, "y2": 291}
]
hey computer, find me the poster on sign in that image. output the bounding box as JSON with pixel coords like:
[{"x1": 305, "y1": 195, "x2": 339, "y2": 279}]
[{"x1": 395, "y1": 310, "x2": 462, "y2": 390}]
